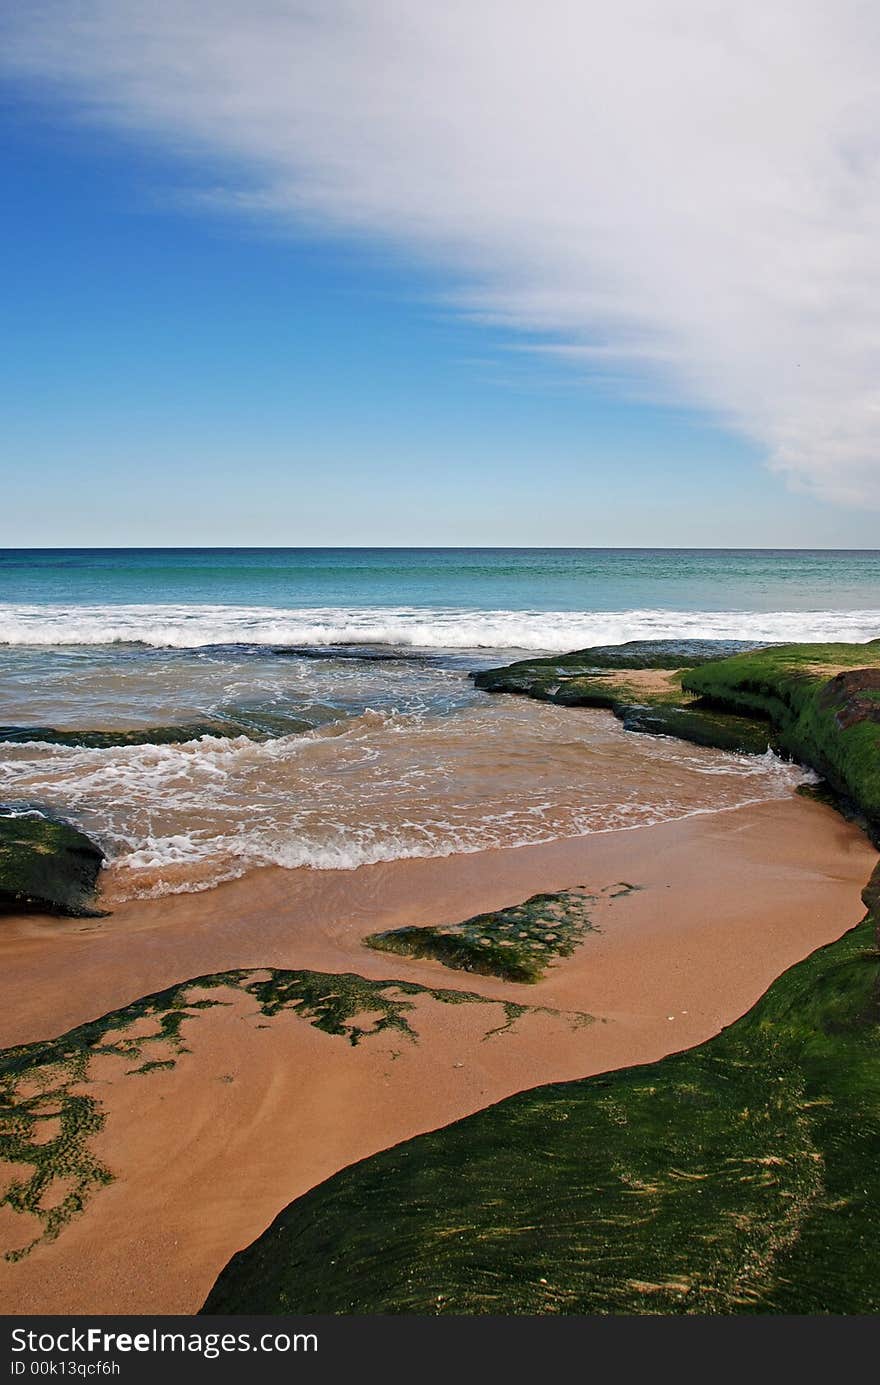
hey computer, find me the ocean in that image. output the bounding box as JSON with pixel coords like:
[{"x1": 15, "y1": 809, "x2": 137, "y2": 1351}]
[
  {"x1": 2, "y1": 547, "x2": 880, "y2": 647},
  {"x1": 1, "y1": 548, "x2": 876, "y2": 897}
]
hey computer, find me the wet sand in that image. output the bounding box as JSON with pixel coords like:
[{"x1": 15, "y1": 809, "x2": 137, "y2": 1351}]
[{"x1": 0, "y1": 793, "x2": 876, "y2": 1314}]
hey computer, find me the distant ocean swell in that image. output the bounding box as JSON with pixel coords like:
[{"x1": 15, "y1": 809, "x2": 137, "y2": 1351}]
[{"x1": 1, "y1": 604, "x2": 879, "y2": 650}]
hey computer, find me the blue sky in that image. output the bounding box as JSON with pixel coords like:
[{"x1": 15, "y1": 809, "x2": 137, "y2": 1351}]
[{"x1": 3, "y1": 4, "x2": 880, "y2": 547}]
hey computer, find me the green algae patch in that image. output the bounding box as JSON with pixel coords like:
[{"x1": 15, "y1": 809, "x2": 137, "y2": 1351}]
[
  {"x1": 201, "y1": 862, "x2": 880, "y2": 1316},
  {"x1": 230, "y1": 969, "x2": 533, "y2": 1046},
  {"x1": 0, "y1": 711, "x2": 322, "y2": 748},
  {"x1": 617, "y1": 703, "x2": 774, "y2": 754},
  {"x1": 0, "y1": 968, "x2": 590, "y2": 1262},
  {"x1": 365, "y1": 889, "x2": 599, "y2": 984},
  {"x1": 0, "y1": 813, "x2": 105, "y2": 918},
  {"x1": 0, "y1": 723, "x2": 239, "y2": 749},
  {"x1": 682, "y1": 641, "x2": 880, "y2": 836},
  {"x1": 473, "y1": 639, "x2": 775, "y2": 756},
  {"x1": 476, "y1": 639, "x2": 755, "y2": 686},
  {"x1": 0, "y1": 983, "x2": 203, "y2": 1261}
]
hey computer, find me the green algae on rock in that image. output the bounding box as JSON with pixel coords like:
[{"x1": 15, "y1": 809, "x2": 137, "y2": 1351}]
[
  {"x1": 0, "y1": 967, "x2": 591, "y2": 1261},
  {"x1": 0, "y1": 722, "x2": 242, "y2": 749},
  {"x1": 473, "y1": 639, "x2": 775, "y2": 756},
  {"x1": 0, "y1": 812, "x2": 105, "y2": 918},
  {"x1": 681, "y1": 640, "x2": 880, "y2": 837},
  {"x1": 0, "y1": 694, "x2": 336, "y2": 748},
  {"x1": 474, "y1": 638, "x2": 880, "y2": 803},
  {"x1": 476, "y1": 639, "x2": 756, "y2": 685},
  {"x1": 617, "y1": 703, "x2": 774, "y2": 754},
  {"x1": 201, "y1": 862, "x2": 880, "y2": 1316},
  {"x1": 365, "y1": 888, "x2": 599, "y2": 984}
]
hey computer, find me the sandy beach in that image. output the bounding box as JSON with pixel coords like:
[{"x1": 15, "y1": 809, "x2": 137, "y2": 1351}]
[{"x1": 1, "y1": 790, "x2": 874, "y2": 1314}]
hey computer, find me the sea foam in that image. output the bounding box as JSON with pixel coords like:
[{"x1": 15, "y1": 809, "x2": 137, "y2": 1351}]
[
  {"x1": 0, "y1": 699, "x2": 811, "y2": 898},
  {"x1": 0, "y1": 603, "x2": 878, "y2": 651}
]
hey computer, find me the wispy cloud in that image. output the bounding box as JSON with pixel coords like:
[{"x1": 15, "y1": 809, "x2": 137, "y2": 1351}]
[{"x1": 6, "y1": 1, "x2": 880, "y2": 504}]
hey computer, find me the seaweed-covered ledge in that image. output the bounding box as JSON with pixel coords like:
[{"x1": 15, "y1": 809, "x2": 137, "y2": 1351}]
[
  {"x1": 366, "y1": 886, "x2": 634, "y2": 984},
  {"x1": 474, "y1": 639, "x2": 880, "y2": 837},
  {"x1": 0, "y1": 811, "x2": 105, "y2": 918},
  {"x1": 681, "y1": 641, "x2": 880, "y2": 838},
  {"x1": 0, "y1": 722, "x2": 244, "y2": 749},
  {"x1": 202, "y1": 861, "x2": 880, "y2": 1316},
  {"x1": 0, "y1": 708, "x2": 322, "y2": 748},
  {"x1": 472, "y1": 639, "x2": 775, "y2": 754}
]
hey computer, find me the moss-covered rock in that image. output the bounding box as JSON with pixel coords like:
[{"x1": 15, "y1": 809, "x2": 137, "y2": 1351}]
[
  {"x1": 682, "y1": 640, "x2": 880, "y2": 837},
  {"x1": 0, "y1": 723, "x2": 236, "y2": 748},
  {"x1": 201, "y1": 862, "x2": 880, "y2": 1316},
  {"x1": 0, "y1": 813, "x2": 105, "y2": 918},
  {"x1": 0, "y1": 697, "x2": 337, "y2": 747},
  {"x1": 366, "y1": 888, "x2": 600, "y2": 984},
  {"x1": 475, "y1": 638, "x2": 880, "y2": 809},
  {"x1": 475, "y1": 640, "x2": 755, "y2": 686},
  {"x1": 617, "y1": 703, "x2": 774, "y2": 754},
  {"x1": 473, "y1": 639, "x2": 775, "y2": 756}
]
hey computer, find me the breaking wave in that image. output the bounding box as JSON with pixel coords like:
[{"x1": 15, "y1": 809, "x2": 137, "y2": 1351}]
[{"x1": 0, "y1": 603, "x2": 878, "y2": 651}]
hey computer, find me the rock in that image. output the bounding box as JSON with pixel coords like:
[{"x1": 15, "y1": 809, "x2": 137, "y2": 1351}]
[
  {"x1": 818, "y1": 668, "x2": 880, "y2": 730},
  {"x1": 683, "y1": 641, "x2": 880, "y2": 840},
  {"x1": 0, "y1": 812, "x2": 106, "y2": 917},
  {"x1": 366, "y1": 888, "x2": 597, "y2": 983},
  {"x1": 618, "y1": 703, "x2": 774, "y2": 755},
  {"x1": 473, "y1": 638, "x2": 758, "y2": 694},
  {"x1": 473, "y1": 639, "x2": 774, "y2": 756},
  {"x1": 0, "y1": 722, "x2": 243, "y2": 748}
]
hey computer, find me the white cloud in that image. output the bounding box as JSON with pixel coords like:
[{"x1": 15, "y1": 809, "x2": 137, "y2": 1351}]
[{"x1": 6, "y1": 1, "x2": 880, "y2": 504}]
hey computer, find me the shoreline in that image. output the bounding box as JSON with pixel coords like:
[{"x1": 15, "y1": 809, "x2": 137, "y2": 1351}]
[
  {"x1": 0, "y1": 792, "x2": 873, "y2": 1048},
  {"x1": 0, "y1": 791, "x2": 875, "y2": 1313}
]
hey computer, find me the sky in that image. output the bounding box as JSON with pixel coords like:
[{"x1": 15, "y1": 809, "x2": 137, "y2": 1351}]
[{"x1": 2, "y1": 1, "x2": 880, "y2": 548}]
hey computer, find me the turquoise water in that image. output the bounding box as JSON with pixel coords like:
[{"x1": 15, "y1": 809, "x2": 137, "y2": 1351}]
[
  {"x1": 2, "y1": 547, "x2": 880, "y2": 615},
  {"x1": 1, "y1": 548, "x2": 879, "y2": 649}
]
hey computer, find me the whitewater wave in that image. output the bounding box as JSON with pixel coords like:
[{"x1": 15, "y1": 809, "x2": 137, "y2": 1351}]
[
  {"x1": 0, "y1": 698, "x2": 810, "y2": 898},
  {"x1": 0, "y1": 604, "x2": 878, "y2": 651}
]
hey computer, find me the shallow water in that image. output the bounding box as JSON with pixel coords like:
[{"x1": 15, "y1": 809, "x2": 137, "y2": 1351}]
[
  {"x1": 0, "y1": 649, "x2": 805, "y2": 897},
  {"x1": 1, "y1": 547, "x2": 863, "y2": 898}
]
